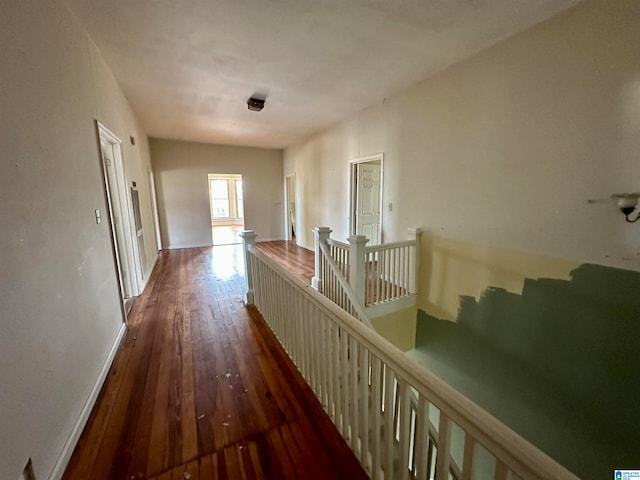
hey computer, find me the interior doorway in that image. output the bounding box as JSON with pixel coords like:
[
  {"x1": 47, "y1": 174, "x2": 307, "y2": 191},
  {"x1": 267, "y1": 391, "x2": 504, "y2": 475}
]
[
  {"x1": 284, "y1": 174, "x2": 297, "y2": 242},
  {"x1": 97, "y1": 121, "x2": 145, "y2": 303},
  {"x1": 349, "y1": 154, "x2": 383, "y2": 245},
  {"x1": 208, "y1": 173, "x2": 244, "y2": 245}
]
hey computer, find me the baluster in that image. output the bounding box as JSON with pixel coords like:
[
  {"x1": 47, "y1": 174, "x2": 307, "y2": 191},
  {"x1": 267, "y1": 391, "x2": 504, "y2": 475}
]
[
  {"x1": 399, "y1": 380, "x2": 410, "y2": 480},
  {"x1": 319, "y1": 315, "x2": 327, "y2": 407},
  {"x1": 408, "y1": 228, "x2": 421, "y2": 294},
  {"x1": 389, "y1": 248, "x2": 393, "y2": 299},
  {"x1": 434, "y1": 413, "x2": 451, "y2": 480},
  {"x1": 462, "y1": 435, "x2": 475, "y2": 480},
  {"x1": 375, "y1": 251, "x2": 381, "y2": 304},
  {"x1": 341, "y1": 328, "x2": 350, "y2": 439},
  {"x1": 372, "y1": 356, "x2": 382, "y2": 480},
  {"x1": 264, "y1": 266, "x2": 271, "y2": 319},
  {"x1": 306, "y1": 301, "x2": 314, "y2": 387},
  {"x1": 350, "y1": 336, "x2": 359, "y2": 455},
  {"x1": 393, "y1": 247, "x2": 398, "y2": 299},
  {"x1": 404, "y1": 245, "x2": 409, "y2": 293},
  {"x1": 292, "y1": 288, "x2": 299, "y2": 366},
  {"x1": 333, "y1": 324, "x2": 342, "y2": 432},
  {"x1": 277, "y1": 273, "x2": 284, "y2": 339},
  {"x1": 414, "y1": 394, "x2": 429, "y2": 480},
  {"x1": 383, "y1": 365, "x2": 395, "y2": 478},
  {"x1": 400, "y1": 246, "x2": 405, "y2": 295},
  {"x1": 310, "y1": 307, "x2": 322, "y2": 399},
  {"x1": 326, "y1": 318, "x2": 334, "y2": 417},
  {"x1": 385, "y1": 249, "x2": 389, "y2": 301},
  {"x1": 314, "y1": 307, "x2": 323, "y2": 400},
  {"x1": 360, "y1": 346, "x2": 370, "y2": 471}
]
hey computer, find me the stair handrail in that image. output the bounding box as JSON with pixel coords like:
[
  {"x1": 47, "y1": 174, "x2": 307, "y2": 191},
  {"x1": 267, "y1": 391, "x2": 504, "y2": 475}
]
[
  {"x1": 318, "y1": 240, "x2": 372, "y2": 328},
  {"x1": 244, "y1": 238, "x2": 580, "y2": 480}
]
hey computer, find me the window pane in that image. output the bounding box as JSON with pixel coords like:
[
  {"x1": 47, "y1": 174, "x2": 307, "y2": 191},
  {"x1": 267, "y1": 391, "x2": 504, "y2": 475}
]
[
  {"x1": 212, "y1": 199, "x2": 229, "y2": 218},
  {"x1": 211, "y1": 179, "x2": 229, "y2": 199},
  {"x1": 211, "y1": 179, "x2": 230, "y2": 218},
  {"x1": 236, "y1": 180, "x2": 244, "y2": 218}
]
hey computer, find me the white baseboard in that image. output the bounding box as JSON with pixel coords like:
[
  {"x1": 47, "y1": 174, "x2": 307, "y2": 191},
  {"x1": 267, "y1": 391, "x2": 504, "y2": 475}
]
[
  {"x1": 256, "y1": 237, "x2": 285, "y2": 242},
  {"x1": 166, "y1": 242, "x2": 213, "y2": 250},
  {"x1": 48, "y1": 322, "x2": 127, "y2": 480}
]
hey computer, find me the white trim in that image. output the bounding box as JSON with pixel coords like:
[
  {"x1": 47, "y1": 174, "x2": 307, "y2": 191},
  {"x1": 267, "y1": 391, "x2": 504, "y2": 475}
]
[
  {"x1": 147, "y1": 166, "x2": 162, "y2": 251},
  {"x1": 348, "y1": 153, "x2": 384, "y2": 243},
  {"x1": 166, "y1": 242, "x2": 214, "y2": 250},
  {"x1": 256, "y1": 237, "x2": 286, "y2": 243},
  {"x1": 284, "y1": 173, "x2": 296, "y2": 242},
  {"x1": 48, "y1": 323, "x2": 127, "y2": 480},
  {"x1": 165, "y1": 239, "x2": 286, "y2": 249},
  {"x1": 97, "y1": 121, "x2": 143, "y2": 297},
  {"x1": 364, "y1": 295, "x2": 417, "y2": 319}
]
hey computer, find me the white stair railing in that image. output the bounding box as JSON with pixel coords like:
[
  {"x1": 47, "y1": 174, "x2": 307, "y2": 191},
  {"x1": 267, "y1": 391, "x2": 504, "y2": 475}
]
[
  {"x1": 318, "y1": 240, "x2": 372, "y2": 327},
  {"x1": 313, "y1": 227, "x2": 421, "y2": 318},
  {"x1": 241, "y1": 230, "x2": 579, "y2": 480}
]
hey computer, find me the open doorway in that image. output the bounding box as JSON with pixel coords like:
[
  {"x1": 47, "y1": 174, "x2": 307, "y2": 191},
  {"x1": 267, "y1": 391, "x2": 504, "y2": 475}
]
[
  {"x1": 284, "y1": 174, "x2": 297, "y2": 242},
  {"x1": 349, "y1": 154, "x2": 384, "y2": 245},
  {"x1": 208, "y1": 174, "x2": 244, "y2": 245},
  {"x1": 97, "y1": 121, "x2": 145, "y2": 308}
]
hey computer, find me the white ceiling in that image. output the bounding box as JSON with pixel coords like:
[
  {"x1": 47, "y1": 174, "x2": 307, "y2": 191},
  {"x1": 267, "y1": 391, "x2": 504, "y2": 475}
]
[{"x1": 67, "y1": 0, "x2": 580, "y2": 149}]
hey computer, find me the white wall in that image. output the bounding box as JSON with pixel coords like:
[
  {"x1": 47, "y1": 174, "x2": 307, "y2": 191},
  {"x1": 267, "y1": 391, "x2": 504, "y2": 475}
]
[
  {"x1": 284, "y1": 0, "x2": 640, "y2": 293},
  {"x1": 0, "y1": 2, "x2": 157, "y2": 478},
  {"x1": 151, "y1": 139, "x2": 284, "y2": 248}
]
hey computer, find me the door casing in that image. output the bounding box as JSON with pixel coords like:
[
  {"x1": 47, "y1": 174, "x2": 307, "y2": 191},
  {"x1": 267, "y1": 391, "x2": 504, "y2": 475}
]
[
  {"x1": 97, "y1": 121, "x2": 143, "y2": 300},
  {"x1": 349, "y1": 153, "x2": 384, "y2": 245}
]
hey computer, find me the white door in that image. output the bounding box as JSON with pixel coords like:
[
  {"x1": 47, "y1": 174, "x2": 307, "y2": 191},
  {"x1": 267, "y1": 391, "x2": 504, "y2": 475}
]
[
  {"x1": 98, "y1": 123, "x2": 143, "y2": 298},
  {"x1": 101, "y1": 141, "x2": 133, "y2": 298},
  {"x1": 355, "y1": 163, "x2": 381, "y2": 245}
]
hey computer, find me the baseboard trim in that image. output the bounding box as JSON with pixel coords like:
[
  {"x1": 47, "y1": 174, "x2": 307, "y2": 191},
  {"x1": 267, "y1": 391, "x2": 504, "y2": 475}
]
[
  {"x1": 166, "y1": 242, "x2": 213, "y2": 250},
  {"x1": 48, "y1": 322, "x2": 127, "y2": 480},
  {"x1": 256, "y1": 237, "x2": 285, "y2": 242}
]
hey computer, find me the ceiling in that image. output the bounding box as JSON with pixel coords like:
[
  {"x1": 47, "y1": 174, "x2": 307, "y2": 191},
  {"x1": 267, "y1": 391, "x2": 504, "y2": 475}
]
[{"x1": 67, "y1": 0, "x2": 580, "y2": 149}]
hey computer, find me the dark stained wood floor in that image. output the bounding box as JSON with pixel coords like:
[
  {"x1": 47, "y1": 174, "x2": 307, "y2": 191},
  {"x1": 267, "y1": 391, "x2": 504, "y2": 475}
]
[
  {"x1": 255, "y1": 240, "x2": 315, "y2": 285},
  {"x1": 63, "y1": 243, "x2": 366, "y2": 479}
]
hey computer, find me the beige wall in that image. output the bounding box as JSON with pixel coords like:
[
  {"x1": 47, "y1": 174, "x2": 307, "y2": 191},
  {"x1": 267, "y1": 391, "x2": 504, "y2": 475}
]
[
  {"x1": 284, "y1": 0, "x2": 640, "y2": 319},
  {"x1": 151, "y1": 139, "x2": 284, "y2": 248},
  {"x1": 0, "y1": 2, "x2": 157, "y2": 478}
]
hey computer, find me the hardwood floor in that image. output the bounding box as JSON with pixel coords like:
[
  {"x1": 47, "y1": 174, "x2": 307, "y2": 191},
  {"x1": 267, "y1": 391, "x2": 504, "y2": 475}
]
[
  {"x1": 63, "y1": 244, "x2": 366, "y2": 479},
  {"x1": 254, "y1": 240, "x2": 315, "y2": 285}
]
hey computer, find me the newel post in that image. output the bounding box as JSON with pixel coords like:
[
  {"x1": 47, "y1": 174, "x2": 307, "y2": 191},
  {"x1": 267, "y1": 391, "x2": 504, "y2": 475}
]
[
  {"x1": 240, "y1": 229, "x2": 257, "y2": 305},
  {"x1": 408, "y1": 227, "x2": 422, "y2": 294},
  {"x1": 312, "y1": 227, "x2": 332, "y2": 291},
  {"x1": 348, "y1": 234, "x2": 368, "y2": 306}
]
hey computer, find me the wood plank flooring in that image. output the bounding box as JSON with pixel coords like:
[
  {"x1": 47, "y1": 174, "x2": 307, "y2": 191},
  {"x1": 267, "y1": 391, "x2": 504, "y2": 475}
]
[
  {"x1": 254, "y1": 240, "x2": 315, "y2": 285},
  {"x1": 63, "y1": 243, "x2": 366, "y2": 480}
]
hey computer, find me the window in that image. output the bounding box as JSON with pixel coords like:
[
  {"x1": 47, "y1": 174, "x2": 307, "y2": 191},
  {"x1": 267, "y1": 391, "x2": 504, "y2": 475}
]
[
  {"x1": 208, "y1": 174, "x2": 244, "y2": 223},
  {"x1": 236, "y1": 179, "x2": 244, "y2": 219},
  {"x1": 210, "y1": 179, "x2": 230, "y2": 218}
]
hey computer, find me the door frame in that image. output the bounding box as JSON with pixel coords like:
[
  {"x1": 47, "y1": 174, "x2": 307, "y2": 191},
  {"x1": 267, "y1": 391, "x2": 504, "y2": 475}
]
[
  {"x1": 96, "y1": 121, "x2": 143, "y2": 300},
  {"x1": 147, "y1": 166, "x2": 162, "y2": 251},
  {"x1": 284, "y1": 173, "x2": 296, "y2": 242},
  {"x1": 348, "y1": 153, "x2": 384, "y2": 243}
]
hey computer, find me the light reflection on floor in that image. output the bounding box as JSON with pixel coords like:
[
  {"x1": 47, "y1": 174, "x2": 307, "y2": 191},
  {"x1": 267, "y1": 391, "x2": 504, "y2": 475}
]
[
  {"x1": 209, "y1": 243, "x2": 245, "y2": 280},
  {"x1": 211, "y1": 225, "x2": 243, "y2": 246}
]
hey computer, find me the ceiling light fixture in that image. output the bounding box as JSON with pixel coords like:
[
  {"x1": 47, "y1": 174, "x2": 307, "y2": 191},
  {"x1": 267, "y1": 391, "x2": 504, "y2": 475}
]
[{"x1": 247, "y1": 97, "x2": 265, "y2": 112}]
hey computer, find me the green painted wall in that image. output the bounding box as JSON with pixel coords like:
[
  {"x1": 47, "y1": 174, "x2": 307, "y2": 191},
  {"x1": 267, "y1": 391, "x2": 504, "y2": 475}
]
[{"x1": 411, "y1": 263, "x2": 640, "y2": 479}]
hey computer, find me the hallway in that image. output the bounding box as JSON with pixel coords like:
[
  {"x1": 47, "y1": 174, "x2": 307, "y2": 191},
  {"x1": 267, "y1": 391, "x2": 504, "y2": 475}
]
[{"x1": 63, "y1": 245, "x2": 366, "y2": 479}]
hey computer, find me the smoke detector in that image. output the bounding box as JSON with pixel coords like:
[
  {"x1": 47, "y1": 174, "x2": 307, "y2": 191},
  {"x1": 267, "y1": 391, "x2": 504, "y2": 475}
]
[{"x1": 247, "y1": 97, "x2": 265, "y2": 112}]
